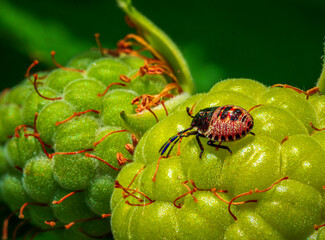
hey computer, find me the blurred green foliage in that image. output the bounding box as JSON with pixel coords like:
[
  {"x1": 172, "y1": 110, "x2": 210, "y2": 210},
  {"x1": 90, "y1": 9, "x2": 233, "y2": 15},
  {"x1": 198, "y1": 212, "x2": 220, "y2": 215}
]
[{"x1": 0, "y1": 0, "x2": 324, "y2": 93}]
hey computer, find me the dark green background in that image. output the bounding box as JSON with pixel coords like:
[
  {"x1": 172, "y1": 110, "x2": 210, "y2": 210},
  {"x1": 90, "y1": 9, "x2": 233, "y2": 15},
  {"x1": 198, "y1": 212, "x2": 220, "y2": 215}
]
[
  {"x1": 0, "y1": 0, "x2": 324, "y2": 93},
  {"x1": 0, "y1": 1, "x2": 324, "y2": 238}
]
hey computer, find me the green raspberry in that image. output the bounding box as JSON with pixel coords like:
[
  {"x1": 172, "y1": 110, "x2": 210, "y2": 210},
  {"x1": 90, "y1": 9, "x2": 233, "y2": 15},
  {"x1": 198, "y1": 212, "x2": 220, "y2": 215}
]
[
  {"x1": 22, "y1": 156, "x2": 58, "y2": 203},
  {"x1": 101, "y1": 89, "x2": 138, "y2": 126},
  {"x1": 21, "y1": 87, "x2": 59, "y2": 125},
  {"x1": 54, "y1": 116, "x2": 99, "y2": 152},
  {"x1": 0, "y1": 147, "x2": 9, "y2": 176},
  {"x1": 87, "y1": 58, "x2": 131, "y2": 86},
  {"x1": 63, "y1": 79, "x2": 106, "y2": 112},
  {"x1": 45, "y1": 69, "x2": 84, "y2": 93},
  {"x1": 0, "y1": 0, "x2": 194, "y2": 238},
  {"x1": 1, "y1": 174, "x2": 32, "y2": 212},
  {"x1": 85, "y1": 175, "x2": 115, "y2": 215},
  {"x1": 66, "y1": 50, "x2": 102, "y2": 70},
  {"x1": 5, "y1": 128, "x2": 43, "y2": 169},
  {"x1": 0, "y1": 104, "x2": 23, "y2": 138},
  {"x1": 111, "y1": 78, "x2": 325, "y2": 240},
  {"x1": 53, "y1": 154, "x2": 98, "y2": 190}
]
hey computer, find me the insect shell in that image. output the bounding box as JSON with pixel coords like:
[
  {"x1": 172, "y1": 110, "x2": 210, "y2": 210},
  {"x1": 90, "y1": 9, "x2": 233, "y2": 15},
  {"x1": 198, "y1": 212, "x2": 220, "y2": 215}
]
[{"x1": 159, "y1": 105, "x2": 255, "y2": 158}]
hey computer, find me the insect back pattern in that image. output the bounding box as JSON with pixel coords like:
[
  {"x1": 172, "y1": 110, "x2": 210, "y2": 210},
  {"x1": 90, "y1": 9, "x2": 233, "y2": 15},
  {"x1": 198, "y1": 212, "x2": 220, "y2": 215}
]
[{"x1": 159, "y1": 105, "x2": 255, "y2": 158}]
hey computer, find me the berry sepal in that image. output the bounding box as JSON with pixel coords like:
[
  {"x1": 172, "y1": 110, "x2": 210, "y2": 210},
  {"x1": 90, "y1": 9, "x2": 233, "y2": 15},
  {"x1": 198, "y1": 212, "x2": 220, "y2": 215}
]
[{"x1": 117, "y1": 0, "x2": 195, "y2": 94}]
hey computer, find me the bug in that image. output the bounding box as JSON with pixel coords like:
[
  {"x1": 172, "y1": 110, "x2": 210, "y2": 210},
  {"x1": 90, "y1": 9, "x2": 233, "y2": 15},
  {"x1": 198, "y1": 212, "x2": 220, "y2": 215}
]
[{"x1": 159, "y1": 105, "x2": 257, "y2": 158}]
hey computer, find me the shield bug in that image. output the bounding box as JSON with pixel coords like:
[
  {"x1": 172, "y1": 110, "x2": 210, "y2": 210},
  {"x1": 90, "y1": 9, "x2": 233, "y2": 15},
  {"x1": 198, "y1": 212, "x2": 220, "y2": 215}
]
[{"x1": 159, "y1": 105, "x2": 259, "y2": 158}]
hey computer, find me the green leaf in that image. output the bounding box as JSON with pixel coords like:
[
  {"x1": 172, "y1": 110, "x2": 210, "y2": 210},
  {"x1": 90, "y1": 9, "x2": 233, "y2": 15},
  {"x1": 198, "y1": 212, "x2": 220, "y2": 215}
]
[
  {"x1": 317, "y1": 41, "x2": 325, "y2": 93},
  {"x1": 117, "y1": 0, "x2": 195, "y2": 94}
]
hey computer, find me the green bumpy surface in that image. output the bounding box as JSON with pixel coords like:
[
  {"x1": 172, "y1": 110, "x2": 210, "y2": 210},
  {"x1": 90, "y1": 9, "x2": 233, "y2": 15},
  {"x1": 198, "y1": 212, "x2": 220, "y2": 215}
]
[
  {"x1": 111, "y1": 79, "x2": 325, "y2": 240},
  {"x1": 0, "y1": 50, "x2": 172, "y2": 239}
]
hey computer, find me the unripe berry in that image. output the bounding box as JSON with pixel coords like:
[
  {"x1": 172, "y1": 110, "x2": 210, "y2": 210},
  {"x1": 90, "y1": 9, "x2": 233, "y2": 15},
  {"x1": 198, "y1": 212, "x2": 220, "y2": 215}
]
[
  {"x1": 22, "y1": 156, "x2": 58, "y2": 203},
  {"x1": 0, "y1": 1, "x2": 192, "y2": 237},
  {"x1": 111, "y1": 78, "x2": 325, "y2": 240}
]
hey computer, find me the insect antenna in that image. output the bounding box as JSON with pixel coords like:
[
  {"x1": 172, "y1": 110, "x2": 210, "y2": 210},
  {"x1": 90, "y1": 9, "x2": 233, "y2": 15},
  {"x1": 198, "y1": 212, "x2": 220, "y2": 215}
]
[
  {"x1": 159, "y1": 127, "x2": 193, "y2": 156},
  {"x1": 166, "y1": 131, "x2": 198, "y2": 157},
  {"x1": 159, "y1": 135, "x2": 177, "y2": 154}
]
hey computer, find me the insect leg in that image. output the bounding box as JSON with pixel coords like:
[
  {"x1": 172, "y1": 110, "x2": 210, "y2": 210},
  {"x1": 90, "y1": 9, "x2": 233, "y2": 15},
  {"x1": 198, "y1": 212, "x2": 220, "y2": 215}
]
[
  {"x1": 186, "y1": 102, "x2": 197, "y2": 118},
  {"x1": 186, "y1": 107, "x2": 194, "y2": 118},
  {"x1": 207, "y1": 140, "x2": 232, "y2": 154},
  {"x1": 166, "y1": 137, "x2": 181, "y2": 157},
  {"x1": 196, "y1": 134, "x2": 205, "y2": 159}
]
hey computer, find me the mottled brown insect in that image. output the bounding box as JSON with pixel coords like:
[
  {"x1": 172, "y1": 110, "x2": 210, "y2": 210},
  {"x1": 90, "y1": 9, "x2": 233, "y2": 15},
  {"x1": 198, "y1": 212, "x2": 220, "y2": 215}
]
[{"x1": 159, "y1": 105, "x2": 255, "y2": 158}]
